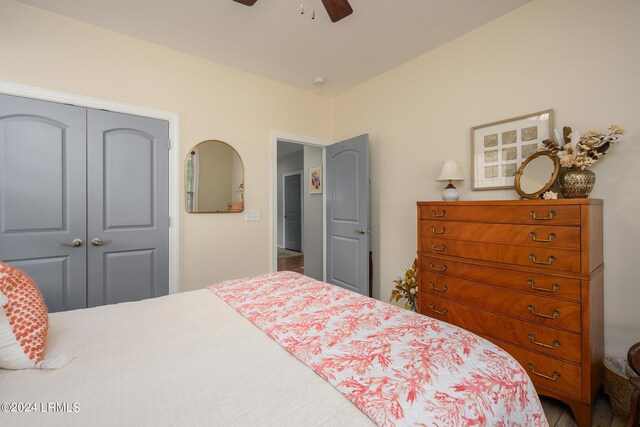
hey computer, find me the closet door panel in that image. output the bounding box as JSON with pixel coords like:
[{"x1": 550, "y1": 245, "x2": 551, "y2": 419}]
[
  {"x1": 103, "y1": 129, "x2": 153, "y2": 229},
  {"x1": 86, "y1": 109, "x2": 169, "y2": 307},
  {"x1": 102, "y1": 249, "x2": 155, "y2": 305},
  {"x1": 0, "y1": 93, "x2": 87, "y2": 312}
]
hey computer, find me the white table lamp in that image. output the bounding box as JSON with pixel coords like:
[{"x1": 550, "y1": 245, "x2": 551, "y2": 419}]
[{"x1": 436, "y1": 161, "x2": 464, "y2": 201}]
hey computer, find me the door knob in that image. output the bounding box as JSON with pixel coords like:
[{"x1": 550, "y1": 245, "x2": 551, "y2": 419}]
[
  {"x1": 355, "y1": 229, "x2": 369, "y2": 235},
  {"x1": 91, "y1": 238, "x2": 113, "y2": 247},
  {"x1": 60, "y1": 238, "x2": 84, "y2": 247}
]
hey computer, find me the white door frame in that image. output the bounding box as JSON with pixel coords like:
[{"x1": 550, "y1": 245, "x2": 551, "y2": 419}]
[
  {"x1": 282, "y1": 170, "x2": 303, "y2": 252},
  {"x1": 0, "y1": 80, "x2": 181, "y2": 294},
  {"x1": 269, "y1": 131, "x2": 332, "y2": 279}
]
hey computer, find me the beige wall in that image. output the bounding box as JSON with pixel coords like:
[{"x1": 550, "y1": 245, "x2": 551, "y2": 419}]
[
  {"x1": 333, "y1": 0, "x2": 640, "y2": 357},
  {"x1": 2, "y1": 0, "x2": 638, "y2": 357},
  {"x1": 0, "y1": 0, "x2": 333, "y2": 291}
]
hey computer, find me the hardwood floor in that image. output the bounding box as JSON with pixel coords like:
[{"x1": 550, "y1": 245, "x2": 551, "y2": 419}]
[
  {"x1": 541, "y1": 393, "x2": 627, "y2": 427},
  {"x1": 277, "y1": 254, "x2": 304, "y2": 274}
]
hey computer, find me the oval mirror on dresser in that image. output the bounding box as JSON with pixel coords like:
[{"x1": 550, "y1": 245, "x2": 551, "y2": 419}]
[
  {"x1": 514, "y1": 150, "x2": 559, "y2": 200},
  {"x1": 185, "y1": 140, "x2": 244, "y2": 213}
]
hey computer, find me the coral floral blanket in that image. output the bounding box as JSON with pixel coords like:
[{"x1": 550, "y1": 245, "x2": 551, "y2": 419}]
[{"x1": 208, "y1": 272, "x2": 547, "y2": 427}]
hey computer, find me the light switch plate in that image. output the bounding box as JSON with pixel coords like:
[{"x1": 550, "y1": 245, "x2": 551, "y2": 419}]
[{"x1": 245, "y1": 210, "x2": 260, "y2": 221}]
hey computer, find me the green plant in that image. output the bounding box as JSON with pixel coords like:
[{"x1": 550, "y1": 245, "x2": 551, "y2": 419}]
[{"x1": 390, "y1": 258, "x2": 418, "y2": 311}]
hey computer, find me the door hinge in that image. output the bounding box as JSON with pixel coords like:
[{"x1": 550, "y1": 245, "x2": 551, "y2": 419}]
[
  {"x1": 168, "y1": 139, "x2": 172, "y2": 150},
  {"x1": 168, "y1": 217, "x2": 171, "y2": 227}
]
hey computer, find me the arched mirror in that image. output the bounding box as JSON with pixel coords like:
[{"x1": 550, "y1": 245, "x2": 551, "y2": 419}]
[
  {"x1": 514, "y1": 150, "x2": 559, "y2": 200},
  {"x1": 185, "y1": 140, "x2": 244, "y2": 213}
]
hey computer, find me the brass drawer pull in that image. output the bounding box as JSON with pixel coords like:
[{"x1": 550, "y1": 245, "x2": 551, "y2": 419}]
[
  {"x1": 430, "y1": 282, "x2": 448, "y2": 292},
  {"x1": 529, "y1": 210, "x2": 556, "y2": 221},
  {"x1": 429, "y1": 304, "x2": 448, "y2": 315},
  {"x1": 528, "y1": 334, "x2": 560, "y2": 349},
  {"x1": 431, "y1": 243, "x2": 446, "y2": 252},
  {"x1": 429, "y1": 263, "x2": 447, "y2": 272},
  {"x1": 528, "y1": 305, "x2": 560, "y2": 319},
  {"x1": 528, "y1": 363, "x2": 560, "y2": 381},
  {"x1": 529, "y1": 232, "x2": 556, "y2": 243},
  {"x1": 431, "y1": 209, "x2": 446, "y2": 218},
  {"x1": 529, "y1": 254, "x2": 556, "y2": 265},
  {"x1": 528, "y1": 280, "x2": 560, "y2": 293},
  {"x1": 431, "y1": 226, "x2": 446, "y2": 235}
]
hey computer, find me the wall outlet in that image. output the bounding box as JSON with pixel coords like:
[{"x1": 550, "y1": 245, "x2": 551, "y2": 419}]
[{"x1": 245, "y1": 210, "x2": 260, "y2": 222}]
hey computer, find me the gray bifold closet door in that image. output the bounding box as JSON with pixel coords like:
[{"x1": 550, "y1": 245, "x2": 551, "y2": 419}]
[
  {"x1": 0, "y1": 94, "x2": 88, "y2": 312},
  {"x1": 0, "y1": 93, "x2": 169, "y2": 312},
  {"x1": 87, "y1": 109, "x2": 169, "y2": 307}
]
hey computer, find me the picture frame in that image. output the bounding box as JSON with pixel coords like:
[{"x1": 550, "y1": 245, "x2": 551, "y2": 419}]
[
  {"x1": 309, "y1": 166, "x2": 322, "y2": 194},
  {"x1": 471, "y1": 109, "x2": 553, "y2": 190}
]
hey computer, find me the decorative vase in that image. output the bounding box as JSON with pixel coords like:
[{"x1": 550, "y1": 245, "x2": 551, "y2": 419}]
[{"x1": 558, "y1": 168, "x2": 596, "y2": 198}]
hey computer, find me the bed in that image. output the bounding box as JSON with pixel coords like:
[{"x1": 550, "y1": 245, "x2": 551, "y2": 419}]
[{"x1": 0, "y1": 271, "x2": 547, "y2": 426}]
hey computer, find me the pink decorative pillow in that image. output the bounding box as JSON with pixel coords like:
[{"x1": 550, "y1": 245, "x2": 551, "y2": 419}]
[{"x1": 0, "y1": 262, "x2": 49, "y2": 369}]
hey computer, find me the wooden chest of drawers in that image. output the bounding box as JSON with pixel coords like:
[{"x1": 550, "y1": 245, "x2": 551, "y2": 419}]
[{"x1": 416, "y1": 200, "x2": 603, "y2": 427}]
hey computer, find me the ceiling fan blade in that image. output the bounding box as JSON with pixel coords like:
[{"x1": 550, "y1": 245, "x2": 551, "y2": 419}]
[
  {"x1": 233, "y1": 0, "x2": 258, "y2": 6},
  {"x1": 321, "y1": 0, "x2": 353, "y2": 22}
]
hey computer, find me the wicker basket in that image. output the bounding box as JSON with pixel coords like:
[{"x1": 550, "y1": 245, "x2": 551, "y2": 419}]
[{"x1": 603, "y1": 357, "x2": 636, "y2": 420}]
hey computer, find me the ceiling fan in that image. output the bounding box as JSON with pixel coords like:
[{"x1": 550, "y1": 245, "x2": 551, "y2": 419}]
[{"x1": 233, "y1": 0, "x2": 353, "y2": 23}]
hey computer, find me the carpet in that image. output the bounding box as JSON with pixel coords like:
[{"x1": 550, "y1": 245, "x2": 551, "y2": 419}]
[{"x1": 278, "y1": 248, "x2": 303, "y2": 259}]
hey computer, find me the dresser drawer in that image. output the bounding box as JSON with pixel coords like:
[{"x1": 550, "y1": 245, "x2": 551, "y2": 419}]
[
  {"x1": 482, "y1": 336, "x2": 582, "y2": 399},
  {"x1": 419, "y1": 221, "x2": 581, "y2": 250},
  {"x1": 417, "y1": 293, "x2": 582, "y2": 363},
  {"x1": 421, "y1": 238, "x2": 581, "y2": 273},
  {"x1": 418, "y1": 276, "x2": 581, "y2": 332},
  {"x1": 420, "y1": 205, "x2": 581, "y2": 225},
  {"x1": 419, "y1": 256, "x2": 581, "y2": 301}
]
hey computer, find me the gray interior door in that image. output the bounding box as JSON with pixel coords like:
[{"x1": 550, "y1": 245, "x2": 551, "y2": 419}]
[
  {"x1": 325, "y1": 134, "x2": 369, "y2": 296},
  {"x1": 0, "y1": 94, "x2": 88, "y2": 312},
  {"x1": 284, "y1": 173, "x2": 302, "y2": 252},
  {"x1": 86, "y1": 109, "x2": 169, "y2": 307}
]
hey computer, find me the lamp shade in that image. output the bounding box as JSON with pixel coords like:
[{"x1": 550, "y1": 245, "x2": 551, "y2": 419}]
[{"x1": 436, "y1": 160, "x2": 464, "y2": 182}]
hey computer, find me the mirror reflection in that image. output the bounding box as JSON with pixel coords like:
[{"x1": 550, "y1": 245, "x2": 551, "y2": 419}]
[
  {"x1": 185, "y1": 140, "x2": 244, "y2": 213},
  {"x1": 520, "y1": 156, "x2": 555, "y2": 194},
  {"x1": 514, "y1": 150, "x2": 559, "y2": 199}
]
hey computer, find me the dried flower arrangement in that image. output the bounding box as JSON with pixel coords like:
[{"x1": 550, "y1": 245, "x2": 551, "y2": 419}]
[
  {"x1": 390, "y1": 258, "x2": 418, "y2": 311},
  {"x1": 542, "y1": 124, "x2": 625, "y2": 170}
]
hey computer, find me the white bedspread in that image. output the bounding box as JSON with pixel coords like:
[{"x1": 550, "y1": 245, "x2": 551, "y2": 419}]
[{"x1": 0, "y1": 290, "x2": 374, "y2": 426}]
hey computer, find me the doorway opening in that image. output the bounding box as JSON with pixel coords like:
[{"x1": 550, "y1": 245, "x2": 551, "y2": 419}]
[
  {"x1": 276, "y1": 140, "x2": 323, "y2": 279},
  {"x1": 271, "y1": 132, "x2": 370, "y2": 296}
]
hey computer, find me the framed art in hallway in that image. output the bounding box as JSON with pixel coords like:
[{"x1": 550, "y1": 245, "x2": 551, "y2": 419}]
[
  {"x1": 471, "y1": 109, "x2": 553, "y2": 190},
  {"x1": 309, "y1": 166, "x2": 322, "y2": 194}
]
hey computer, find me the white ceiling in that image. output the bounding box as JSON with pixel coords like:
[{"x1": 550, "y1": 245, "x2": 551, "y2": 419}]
[{"x1": 18, "y1": 0, "x2": 531, "y2": 97}]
